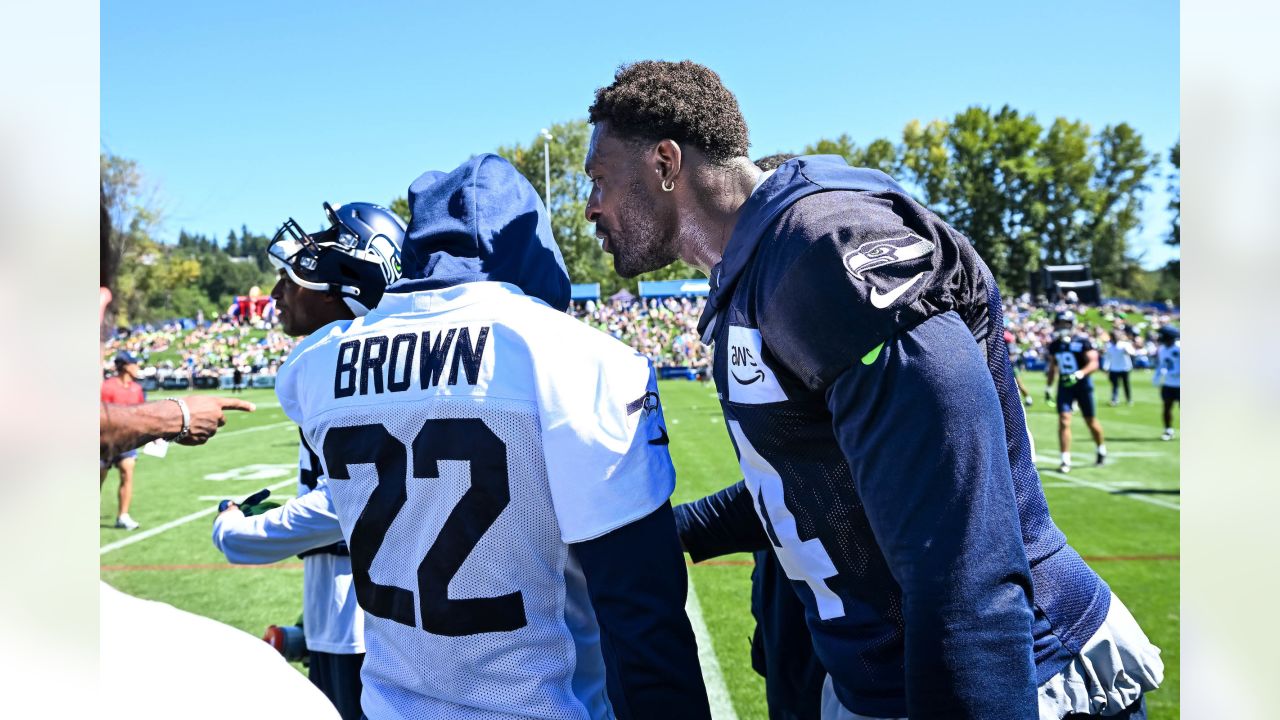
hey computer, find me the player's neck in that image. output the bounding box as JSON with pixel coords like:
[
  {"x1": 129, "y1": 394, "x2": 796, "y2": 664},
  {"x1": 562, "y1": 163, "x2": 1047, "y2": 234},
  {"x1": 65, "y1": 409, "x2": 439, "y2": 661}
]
[{"x1": 678, "y1": 159, "x2": 760, "y2": 276}]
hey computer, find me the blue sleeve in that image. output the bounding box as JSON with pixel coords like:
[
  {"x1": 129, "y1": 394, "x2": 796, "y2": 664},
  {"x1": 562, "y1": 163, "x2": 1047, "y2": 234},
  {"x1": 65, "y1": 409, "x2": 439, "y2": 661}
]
[
  {"x1": 673, "y1": 480, "x2": 769, "y2": 563},
  {"x1": 825, "y1": 311, "x2": 1037, "y2": 719},
  {"x1": 572, "y1": 502, "x2": 712, "y2": 720}
]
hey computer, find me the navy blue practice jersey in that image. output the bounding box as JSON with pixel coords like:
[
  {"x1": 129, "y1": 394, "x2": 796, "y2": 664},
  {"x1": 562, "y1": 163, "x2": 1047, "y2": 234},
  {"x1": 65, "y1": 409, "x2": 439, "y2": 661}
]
[
  {"x1": 697, "y1": 157, "x2": 1111, "y2": 720},
  {"x1": 1048, "y1": 334, "x2": 1096, "y2": 385}
]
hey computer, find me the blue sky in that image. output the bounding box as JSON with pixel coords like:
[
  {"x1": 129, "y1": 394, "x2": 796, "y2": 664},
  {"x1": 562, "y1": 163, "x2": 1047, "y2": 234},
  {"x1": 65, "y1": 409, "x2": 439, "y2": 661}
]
[{"x1": 102, "y1": 0, "x2": 1179, "y2": 269}]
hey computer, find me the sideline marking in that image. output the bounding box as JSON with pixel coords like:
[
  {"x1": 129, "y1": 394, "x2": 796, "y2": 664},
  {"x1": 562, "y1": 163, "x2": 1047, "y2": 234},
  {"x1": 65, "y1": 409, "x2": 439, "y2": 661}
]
[
  {"x1": 686, "y1": 579, "x2": 739, "y2": 719},
  {"x1": 1040, "y1": 470, "x2": 1180, "y2": 511},
  {"x1": 99, "y1": 478, "x2": 297, "y2": 555}
]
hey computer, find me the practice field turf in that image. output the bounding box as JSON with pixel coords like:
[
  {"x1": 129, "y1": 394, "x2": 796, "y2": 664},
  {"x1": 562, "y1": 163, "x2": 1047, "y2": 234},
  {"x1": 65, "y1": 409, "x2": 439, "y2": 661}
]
[{"x1": 101, "y1": 374, "x2": 1179, "y2": 718}]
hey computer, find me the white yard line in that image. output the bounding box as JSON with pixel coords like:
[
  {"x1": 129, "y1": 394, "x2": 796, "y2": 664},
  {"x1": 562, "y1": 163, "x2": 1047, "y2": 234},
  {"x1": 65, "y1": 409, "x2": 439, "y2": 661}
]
[
  {"x1": 99, "y1": 478, "x2": 298, "y2": 555},
  {"x1": 1035, "y1": 452, "x2": 1165, "y2": 463},
  {"x1": 209, "y1": 420, "x2": 295, "y2": 439},
  {"x1": 1039, "y1": 470, "x2": 1180, "y2": 511},
  {"x1": 686, "y1": 579, "x2": 739, "y2": 720}
]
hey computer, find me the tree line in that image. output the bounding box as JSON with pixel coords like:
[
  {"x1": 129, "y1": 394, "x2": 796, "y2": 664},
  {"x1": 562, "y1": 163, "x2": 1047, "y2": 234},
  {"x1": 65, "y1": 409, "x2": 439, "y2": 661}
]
[{"x1": 102, "y1": 106, "x2": 1178, "y2": 325}]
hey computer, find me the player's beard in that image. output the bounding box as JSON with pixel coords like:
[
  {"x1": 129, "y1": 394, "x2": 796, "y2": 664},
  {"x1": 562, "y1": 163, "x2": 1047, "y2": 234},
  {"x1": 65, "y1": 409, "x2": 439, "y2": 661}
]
[{"x1": 608, "y1": 173, "x2": 679, "y2": 279}]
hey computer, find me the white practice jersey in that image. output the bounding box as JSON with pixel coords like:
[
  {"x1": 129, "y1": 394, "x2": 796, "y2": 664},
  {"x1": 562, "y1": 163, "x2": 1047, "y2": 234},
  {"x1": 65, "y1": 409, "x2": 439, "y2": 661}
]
[
  {"x1": 275, "y1": 281, "x2": 676, "y2": 720},
  {"x1": 1103, "y1": 341, "x2": 1134, "y2": 373},
  {"x1": 1154, "y1": 342, "x2": 1181, "y2": 387},
  {"x1": 211, "y1": 438, "x2": 365, "y2": 654}
]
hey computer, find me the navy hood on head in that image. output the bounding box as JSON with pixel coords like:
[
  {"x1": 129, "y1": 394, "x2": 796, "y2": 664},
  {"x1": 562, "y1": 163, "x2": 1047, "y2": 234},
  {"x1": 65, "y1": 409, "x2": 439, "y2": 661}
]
[{"x1": 386, "y1": 153, "x2": 571, "y2": 312}]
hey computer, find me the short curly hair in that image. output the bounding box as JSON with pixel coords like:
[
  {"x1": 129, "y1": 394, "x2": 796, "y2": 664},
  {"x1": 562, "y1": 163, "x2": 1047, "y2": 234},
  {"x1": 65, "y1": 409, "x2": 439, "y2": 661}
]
[
  {"x1": 588, "y1": 60, "x2": 749, "y2": 163},
  {"x1": 753, "y1": 153, "x2": 798, "y2": 171}
]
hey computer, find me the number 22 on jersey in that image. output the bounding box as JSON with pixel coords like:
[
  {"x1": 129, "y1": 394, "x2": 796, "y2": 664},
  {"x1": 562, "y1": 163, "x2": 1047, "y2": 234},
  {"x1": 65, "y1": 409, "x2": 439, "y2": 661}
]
[{"x1": 322, "y1": 417, "x2": 527, "y2": 637}]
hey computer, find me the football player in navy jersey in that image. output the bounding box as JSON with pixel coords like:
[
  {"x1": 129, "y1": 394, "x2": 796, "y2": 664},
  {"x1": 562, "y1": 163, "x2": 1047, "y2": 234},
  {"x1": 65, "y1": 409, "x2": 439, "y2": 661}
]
[
  {"x1": 674, "y1": 153, "x2": 825, "y2": 720},
  {"x1": 584, "y1": 61, "x2": 1162, "y2": 720},
  {"x1": 1045, "y1": 310, "x2": 1107, "y2": 473}
]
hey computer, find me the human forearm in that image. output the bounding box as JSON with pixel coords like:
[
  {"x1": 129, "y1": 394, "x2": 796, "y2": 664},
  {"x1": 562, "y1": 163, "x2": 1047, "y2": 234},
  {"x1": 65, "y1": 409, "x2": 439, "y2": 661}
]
[
  {"x1": 212, "y1": 491, "x2": 345, "y2": 564},
  {"x1": 673, "y1": 480, "x2": 769, "y2": 562},
  {"x1": 99, "y1": 401, "x2": 181, "y2": 457},
  {"x1": 1079, "y1": 350, "x2": 1100, "y2": 377},
  {"x1": 100, "y1": 395, "x2": 255, "y2": 457}
]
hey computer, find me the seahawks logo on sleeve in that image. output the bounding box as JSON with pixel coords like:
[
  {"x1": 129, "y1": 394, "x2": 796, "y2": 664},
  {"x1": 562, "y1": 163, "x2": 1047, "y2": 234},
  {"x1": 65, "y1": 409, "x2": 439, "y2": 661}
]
[{"x1": 842, "y1": 233, "x2": 936, "y2": 309}]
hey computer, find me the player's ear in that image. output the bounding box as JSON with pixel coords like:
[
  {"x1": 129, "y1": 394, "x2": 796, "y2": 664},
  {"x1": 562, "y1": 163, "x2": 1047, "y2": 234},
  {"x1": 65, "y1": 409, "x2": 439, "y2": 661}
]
[{"x1": 654, "y1": 139, "x2": 683, "y2": 190}]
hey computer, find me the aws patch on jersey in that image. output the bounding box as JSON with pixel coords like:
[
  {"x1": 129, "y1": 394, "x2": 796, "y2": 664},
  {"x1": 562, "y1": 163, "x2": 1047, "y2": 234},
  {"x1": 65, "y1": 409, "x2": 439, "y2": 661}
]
[{"x1": 725, "y1": 325, "x2": 787, "y2": 404}]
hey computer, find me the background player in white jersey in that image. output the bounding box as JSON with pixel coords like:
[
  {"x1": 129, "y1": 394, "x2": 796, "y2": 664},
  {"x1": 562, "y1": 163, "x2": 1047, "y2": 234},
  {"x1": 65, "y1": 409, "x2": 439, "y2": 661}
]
[
  {"x1": 1046, "y1": 310, "x2": 1107, "y2": 473},
  {"x1": 276, "y1": 155, "x2": 711, "y2": 719},
  {"x1": 1103, "y1": 330, "x2": 1136, "y2": 406},
  {"x1": 212, "y1": 200, "x2": 406, "y2": 719},
  {"x1": 1152, "y1": 325, "x2": 1181, "y2": 440}
]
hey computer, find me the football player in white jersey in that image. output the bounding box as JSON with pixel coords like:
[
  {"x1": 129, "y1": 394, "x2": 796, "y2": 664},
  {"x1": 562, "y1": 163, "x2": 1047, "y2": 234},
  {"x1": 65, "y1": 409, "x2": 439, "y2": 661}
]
[
  {"x1": 213, "y1": 201, "x2": 406, "y2": 720},
  {"x1": 276, "y1": 154, "x2": 711, "y2": 720},
  {"x1": 1151, "y1": 325, "x2": 1180, "y2": 440}
]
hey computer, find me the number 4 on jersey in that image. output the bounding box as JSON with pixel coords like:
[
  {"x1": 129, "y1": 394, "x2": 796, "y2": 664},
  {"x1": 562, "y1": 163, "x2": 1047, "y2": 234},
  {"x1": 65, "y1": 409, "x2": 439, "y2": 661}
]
[{"x1": 323, "y1": 417, "x2": 528, "y2": 637}]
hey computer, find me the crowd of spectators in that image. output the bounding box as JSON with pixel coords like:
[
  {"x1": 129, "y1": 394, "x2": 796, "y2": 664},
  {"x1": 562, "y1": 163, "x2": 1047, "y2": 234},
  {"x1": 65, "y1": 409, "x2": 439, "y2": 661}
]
[
  {"x1": 1003, "y1": 294, "x2": 1181, "y2": 371},
  {"x1": 103, "y1": 293, "x2": 1178, "y2": 386},
  {"x1": 103, "y1": 315, "x2": 294, "y2": 389},
  {"x1": 570, "y1": 296, "x2": 711, "y2": 377}
]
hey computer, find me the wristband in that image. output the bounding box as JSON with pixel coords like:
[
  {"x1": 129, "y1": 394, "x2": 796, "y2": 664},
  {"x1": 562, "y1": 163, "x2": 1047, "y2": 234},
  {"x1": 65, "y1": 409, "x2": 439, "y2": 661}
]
[{"x1": 168, "y1": 397, "x2": 191, "y2": 441}]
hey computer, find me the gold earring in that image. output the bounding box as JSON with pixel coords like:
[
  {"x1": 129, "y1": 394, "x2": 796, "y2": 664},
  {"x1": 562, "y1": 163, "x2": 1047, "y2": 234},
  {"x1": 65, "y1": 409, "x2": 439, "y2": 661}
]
[{"x1": 662, "y1": 179, "x2": 675, "y2": 192}]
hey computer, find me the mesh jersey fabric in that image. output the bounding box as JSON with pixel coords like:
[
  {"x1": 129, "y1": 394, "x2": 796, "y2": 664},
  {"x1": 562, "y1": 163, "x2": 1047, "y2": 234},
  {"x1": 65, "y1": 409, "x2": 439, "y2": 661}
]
[
  {"x1": 296, "y1": 440, "x2": 366, "y2": 654},
  {"x1": 1048, "y1": 334, "x2": 1096, "y2": 384},
  {"x1": 1154, "y1": 343, "x2": 1180, "y2": 387},
  {"x1": 702, "y1": 162, "x2": 1112, "y2": 715},
  {"x1": 275, "y1": 281, "x2": 675, "y2": 719}
]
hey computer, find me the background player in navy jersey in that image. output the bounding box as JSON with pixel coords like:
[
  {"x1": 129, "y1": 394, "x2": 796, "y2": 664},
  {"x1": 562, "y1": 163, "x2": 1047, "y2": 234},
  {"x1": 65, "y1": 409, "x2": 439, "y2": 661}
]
[
  {"x1": 1045, "y1": 310, "x2": 1107, "y2": 473},
  {"x1": 584, "y1": 60, "x2": 1161, "y2": 720},
  {"x1": 212, "y1": 200, "x2": 405, "y2": 719}
]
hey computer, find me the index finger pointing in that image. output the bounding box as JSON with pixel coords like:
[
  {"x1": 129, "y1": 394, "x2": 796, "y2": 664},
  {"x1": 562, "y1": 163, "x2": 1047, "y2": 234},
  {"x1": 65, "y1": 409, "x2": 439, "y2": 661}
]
[{"x1": 217, "y1": 398, "x2": 256, "y2": 412}]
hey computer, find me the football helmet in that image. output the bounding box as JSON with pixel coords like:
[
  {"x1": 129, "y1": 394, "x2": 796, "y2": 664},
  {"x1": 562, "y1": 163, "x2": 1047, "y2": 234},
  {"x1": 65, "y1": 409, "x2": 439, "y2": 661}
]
[{"x1": 268, "y1": 202, "x2": 405, "y2": 316}]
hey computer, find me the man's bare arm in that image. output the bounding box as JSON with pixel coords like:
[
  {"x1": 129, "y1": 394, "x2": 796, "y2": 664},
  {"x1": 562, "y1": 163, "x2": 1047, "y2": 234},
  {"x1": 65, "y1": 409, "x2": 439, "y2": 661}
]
[{"x1": 100, "y1": 396, "x2": 255, "y2": 457}]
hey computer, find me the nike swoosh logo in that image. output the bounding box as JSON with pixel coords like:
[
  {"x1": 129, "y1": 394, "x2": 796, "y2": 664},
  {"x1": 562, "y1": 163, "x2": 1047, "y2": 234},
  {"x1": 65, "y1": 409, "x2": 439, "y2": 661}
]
[
  {"x1": 869, "y1": 272, "x2": 925, "y2": 309},
  {"x1": 649, "y1": 427, "x2": 669, "y2": 445},
  {"x1": 731, "y1": 369, "x2": 766, "y2": 385}
]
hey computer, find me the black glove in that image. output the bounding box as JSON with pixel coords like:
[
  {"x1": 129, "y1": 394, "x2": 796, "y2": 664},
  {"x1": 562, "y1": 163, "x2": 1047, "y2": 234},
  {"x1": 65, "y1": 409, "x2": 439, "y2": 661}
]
[
  {"x1": 238, "y1": 488, "x2": 281, "y2": 517},
  {"x1": 218, "y1": 488, "x2": 281, "y2": 517}
]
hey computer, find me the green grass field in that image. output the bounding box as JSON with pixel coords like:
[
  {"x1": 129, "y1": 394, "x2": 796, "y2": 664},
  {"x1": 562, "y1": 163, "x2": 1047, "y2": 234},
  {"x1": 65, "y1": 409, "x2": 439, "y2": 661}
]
[{"x1": 101, "y1": 373, "x2": 1179, "y2": 718}]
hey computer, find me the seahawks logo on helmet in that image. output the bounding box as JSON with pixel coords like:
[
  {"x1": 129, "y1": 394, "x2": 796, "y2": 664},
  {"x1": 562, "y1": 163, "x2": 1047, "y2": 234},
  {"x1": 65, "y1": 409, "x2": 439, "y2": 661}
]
[
  {"x1": 268, "y1": 201, "x2": 406, "y2": 317},
  {"x1": 842, "y1": 233, "x2": 935, "y2": 281}
]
